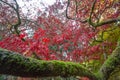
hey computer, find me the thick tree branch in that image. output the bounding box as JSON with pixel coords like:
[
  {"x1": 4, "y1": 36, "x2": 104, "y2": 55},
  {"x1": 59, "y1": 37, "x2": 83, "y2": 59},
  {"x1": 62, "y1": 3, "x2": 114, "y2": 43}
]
[
  {"x1": 0, "y1": 48, "x2": 98, "y2": 80},
  {"x1": 94, "y1": 18, "x2": 120, "y2": 27},
  {"x1": 1, "y1": 37, "x2": 120, "y2": 80},
  {"x1": 98, "y1": 39, "x2": 120, "y2": 80}
]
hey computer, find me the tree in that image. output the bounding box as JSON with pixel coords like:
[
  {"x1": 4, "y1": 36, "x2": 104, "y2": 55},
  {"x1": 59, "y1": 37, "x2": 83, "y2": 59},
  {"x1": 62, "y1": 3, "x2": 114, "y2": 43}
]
[{"x1": 0, "y1": 0, "x2": 120, "y2": 80}]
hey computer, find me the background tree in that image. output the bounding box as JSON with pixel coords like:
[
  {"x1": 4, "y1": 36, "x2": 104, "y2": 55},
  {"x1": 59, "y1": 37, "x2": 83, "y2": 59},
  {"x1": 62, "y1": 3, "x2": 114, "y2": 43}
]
[{"x1": 0, "y1": 0, "x2": 120, "y2": 80}]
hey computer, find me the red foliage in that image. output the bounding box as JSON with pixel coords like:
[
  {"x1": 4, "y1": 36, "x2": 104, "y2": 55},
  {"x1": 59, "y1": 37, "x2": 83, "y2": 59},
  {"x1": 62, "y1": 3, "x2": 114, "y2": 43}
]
[
  {"x1": 0, "y1": 0, "x2": 118, "y2": 62},
  {"x1": 0, "y1": 24, "x2": 115, "y2": 61}
]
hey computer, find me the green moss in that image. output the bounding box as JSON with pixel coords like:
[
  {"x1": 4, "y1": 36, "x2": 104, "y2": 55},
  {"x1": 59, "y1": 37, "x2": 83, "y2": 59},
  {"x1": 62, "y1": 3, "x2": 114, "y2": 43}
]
[
  {"x1": 0, "y1": 48, "x2": 99, "y2": 79},
  {"x1": 98, "y1": 45, "x2": 120, "y2": 80},
  {"x1": 108, "y1": 65, "x2": 120, "y2": 80}
]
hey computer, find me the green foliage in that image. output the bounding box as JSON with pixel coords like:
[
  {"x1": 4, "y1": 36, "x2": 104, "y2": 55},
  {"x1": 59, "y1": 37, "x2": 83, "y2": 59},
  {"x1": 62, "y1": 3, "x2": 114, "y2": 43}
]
[
  {"x1": 0, "y1": 75, "x2": 4, "y2": 80},
  {"x1": 98, "y1": 26, "x2": 120, "y2": 42}
]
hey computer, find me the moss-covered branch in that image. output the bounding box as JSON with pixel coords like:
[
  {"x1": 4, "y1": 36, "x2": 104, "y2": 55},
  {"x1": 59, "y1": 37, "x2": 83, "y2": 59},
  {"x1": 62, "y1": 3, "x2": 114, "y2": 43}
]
[
  {"x1": 98, "y1": 40, "x2": 120, "y2": 80},
  {"x1": 1, "y1": 39, "x2": 120, "y2": 80},
  {"x1": 0, "y1": 48, "x2": 98, "y2": 80}
]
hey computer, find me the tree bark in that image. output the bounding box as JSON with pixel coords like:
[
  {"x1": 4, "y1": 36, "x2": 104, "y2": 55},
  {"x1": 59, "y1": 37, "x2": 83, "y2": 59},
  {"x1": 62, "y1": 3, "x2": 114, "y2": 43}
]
[
  {"x1": 0, "y1": 48, "x2": 98, "y2": 80},
  {"x1": 1, "y1": 40, "x2": 120, "y2": 80},
  {"x1": 98, "y1": 41, "x2": 120, "y2": 80}
]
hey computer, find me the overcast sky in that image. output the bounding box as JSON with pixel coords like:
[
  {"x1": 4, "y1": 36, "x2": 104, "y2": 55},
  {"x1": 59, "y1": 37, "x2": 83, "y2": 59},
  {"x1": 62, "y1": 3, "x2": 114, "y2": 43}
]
[
  {"x1": 17, "y1": 0, "x2": 56, "y2": 17},
  {"x1": 18, "y1": 0, "x2": 56, "y2": 6}
]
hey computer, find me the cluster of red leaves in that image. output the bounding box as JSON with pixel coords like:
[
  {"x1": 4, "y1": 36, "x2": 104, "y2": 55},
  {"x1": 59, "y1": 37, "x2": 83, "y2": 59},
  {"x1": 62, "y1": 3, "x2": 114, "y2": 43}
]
[
  {"x1": 0, "y1": 25, "x2": 115, "y2": 62},
  {"x1": 0, "y1": 0, "x2": 117, "y2": 61},
  {"x1": 0, "y1": 13, "x2": 117, "y2": 61},
  {"x1": 0, "y1": 34, "x2": 28, "y2": 53},
  {"x1": 0, "y1": 33, "x2": 51, "y2": 60}
]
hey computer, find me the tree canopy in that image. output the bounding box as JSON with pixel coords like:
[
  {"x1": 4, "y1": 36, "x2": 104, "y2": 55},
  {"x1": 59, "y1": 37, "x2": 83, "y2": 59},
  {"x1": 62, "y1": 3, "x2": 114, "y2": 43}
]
[{"x1": 0, "y1": 0, "x2": 120, "y2": 80}]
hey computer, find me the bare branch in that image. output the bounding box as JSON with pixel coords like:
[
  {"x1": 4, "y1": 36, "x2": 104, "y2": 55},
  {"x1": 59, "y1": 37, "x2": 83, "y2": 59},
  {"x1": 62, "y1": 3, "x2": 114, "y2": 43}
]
[
  {"x1": 66, "y1": 0, "x2": 87, "y2": 23},
  {"x1": 0, "y1": 0, "x2": 26, "y2": 41},
  {"x1": 93, "y1": 26, "x2": 118, "y2": 42},
  {"x1": 94, "y1": 18, "x2": 120, "y2": 27},
  {"x1": 88, "y1": 0, "x2": 97, "y2": 26},
  {"x1": 12, "y1": 0, "x2": 21, "y2": 35}
]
